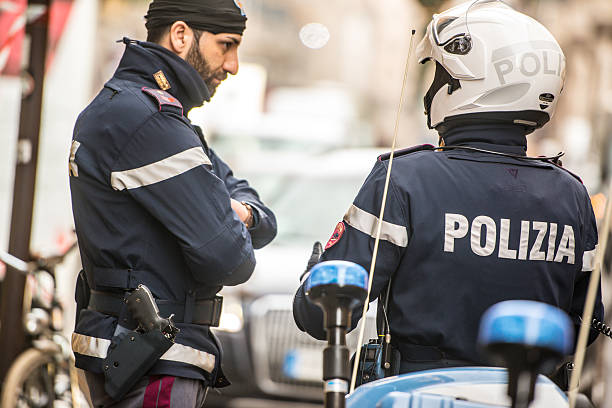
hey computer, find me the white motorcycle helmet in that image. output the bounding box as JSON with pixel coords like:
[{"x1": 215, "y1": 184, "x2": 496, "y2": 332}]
[{"x1": 416, "y1": 0, "x2": 566, "y2": 134}]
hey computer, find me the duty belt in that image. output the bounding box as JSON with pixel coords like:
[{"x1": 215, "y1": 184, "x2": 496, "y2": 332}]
[{"x1": 88, "y1": 290, "x2": 223, "y2": 327}]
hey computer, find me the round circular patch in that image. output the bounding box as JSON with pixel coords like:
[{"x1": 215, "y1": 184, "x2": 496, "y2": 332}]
[{"x1": 325, "y1": 221, "x2": 346, "y2": 250}]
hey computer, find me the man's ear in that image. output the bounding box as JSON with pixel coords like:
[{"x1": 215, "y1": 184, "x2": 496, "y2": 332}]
[{"x1": 166, "y1": 21, "x2": 193, "y2": 59}]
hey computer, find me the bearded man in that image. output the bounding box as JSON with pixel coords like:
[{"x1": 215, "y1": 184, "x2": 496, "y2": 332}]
[{"x1": 68, "y1": 1, "x2": 277, "y2": 406}]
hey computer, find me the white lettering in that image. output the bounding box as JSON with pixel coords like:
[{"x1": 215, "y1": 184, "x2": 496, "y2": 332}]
[
  {"x1": 498, "y1": 218, "x2": 517, "y2": 259},
  {"x1": 529, "y1": 222, "x2": 547, "y2": 261},
  {"x1": 471, "y1": 216, "x2": 496, "y2": 257},
  {"x1": 444, "y1": 213, "x2": 469, "y2": 252},
  {"x1": 518, "y1": 220, "x2": 530, "y2": 260},
  {"x1": 546, "y1": 223, "x2": 557, "y2": 261},
  {"x1": 443, "y1": 214, "x2": 575, "y2": 265},
  {"x1": 554, "y1": 225, "x2": 575, "y2": 264}
]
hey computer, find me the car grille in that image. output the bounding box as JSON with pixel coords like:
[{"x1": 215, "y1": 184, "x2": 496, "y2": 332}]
[{"x1": 248, "y1": 294, "x2": 377, "y2": 400}]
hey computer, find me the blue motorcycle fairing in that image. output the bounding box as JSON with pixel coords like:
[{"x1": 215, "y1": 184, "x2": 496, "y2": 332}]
[
  {"x1": 377, "y1": 391, "x2": 501, "y2": 408},
  {"x1": 346, "y1": 367, "x2": 568, "y2": 408}
]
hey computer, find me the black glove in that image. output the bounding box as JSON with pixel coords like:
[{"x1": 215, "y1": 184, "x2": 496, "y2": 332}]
[{"x1": 299, "y1": 241, "x2": 323, "y2": 282}]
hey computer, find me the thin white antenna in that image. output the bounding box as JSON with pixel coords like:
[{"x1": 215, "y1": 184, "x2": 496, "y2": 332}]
[
  {"x1": 568, "y1": 180, "x2": 612, "y2": 408},
  {"x1": 349, "y1": 29, "x2": 417, "y2": 394}
]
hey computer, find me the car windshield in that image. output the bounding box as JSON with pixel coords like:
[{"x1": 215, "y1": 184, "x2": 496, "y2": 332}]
[{"x1": 249, "y1": 173, "x2": 365, "y2": 245}]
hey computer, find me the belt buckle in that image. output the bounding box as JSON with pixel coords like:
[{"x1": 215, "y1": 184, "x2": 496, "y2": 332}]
[{"x1": 210, "y1": 296, "x2": 223, "y2": 327}]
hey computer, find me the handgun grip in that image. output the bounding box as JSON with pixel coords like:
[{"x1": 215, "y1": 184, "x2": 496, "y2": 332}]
[{"x1": 126, "y1": 285, "x2": 168, "y2": 332}]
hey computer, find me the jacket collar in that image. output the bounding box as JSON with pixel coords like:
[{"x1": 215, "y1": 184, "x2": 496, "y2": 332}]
[
  {"x1": 442, "y1": 124, "x2": 528, "y2": 156},
  {"x1": 113, "y1": 38, "x2": 211, "y2": 112}
]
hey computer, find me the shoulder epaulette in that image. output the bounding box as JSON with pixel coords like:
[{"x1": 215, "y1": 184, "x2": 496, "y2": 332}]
[
  {"x1": 550, "y1": 160, "x2": 583, "y2": 184},
  {"x1": 141, "y1": 87, "x2": 183, "y2": 115},
  {"x1": 378, "y1": 144, "x2": 435, "y2": 161}
]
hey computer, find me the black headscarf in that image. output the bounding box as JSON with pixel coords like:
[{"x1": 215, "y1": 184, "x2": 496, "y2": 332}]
[{"x1": 145, "y1": 0, "x2": 247, "y2": 35}]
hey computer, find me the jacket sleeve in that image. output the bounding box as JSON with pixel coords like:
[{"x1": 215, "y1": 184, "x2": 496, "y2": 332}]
[
  {"x1": 570, "y1": 191, "x2": 604, "y2": 345},
  {"x1": 109, "y1": 113, "x2": 255, "y2": 286},
  {"x1": 208, "y1": 148, "x2": 277, "y2": 249},
  {"x1": 293, "y1": 159, "x2": 408, "y2": 340}
]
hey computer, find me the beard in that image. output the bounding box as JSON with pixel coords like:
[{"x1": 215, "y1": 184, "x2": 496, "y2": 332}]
[{"x1": 185, "y1": 40, "x2": 225, "y2": 97}]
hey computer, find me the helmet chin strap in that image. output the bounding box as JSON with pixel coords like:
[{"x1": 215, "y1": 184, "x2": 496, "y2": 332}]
[{"x1": 349, "y1": 29, "x2": 417, "y2": 394}]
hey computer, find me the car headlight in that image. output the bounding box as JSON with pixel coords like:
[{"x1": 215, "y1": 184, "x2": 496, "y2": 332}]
[{"x1": 215, "y1": 297, "x2": 244, "y2": 333}]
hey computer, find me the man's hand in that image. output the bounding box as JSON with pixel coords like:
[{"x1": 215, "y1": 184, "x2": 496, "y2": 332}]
[
  {"x1": 231, "y1": 199, "x2": 253, "y2": 228},
  {"x1": 300, "y1": 241, "x2": 323, "y2": 283}
]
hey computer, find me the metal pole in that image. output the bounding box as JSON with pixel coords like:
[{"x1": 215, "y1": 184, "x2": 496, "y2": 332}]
[
  {"x1": 323, "y1": 327, "x2": 349, "y2": 408},
  {"x1": 0, "y1": 0, "x2": 51, "y2": 380}
]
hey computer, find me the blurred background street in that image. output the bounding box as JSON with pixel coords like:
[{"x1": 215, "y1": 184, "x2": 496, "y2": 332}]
[{"x1": 1, "y1": 0, "x2": 611, "y2": 406}]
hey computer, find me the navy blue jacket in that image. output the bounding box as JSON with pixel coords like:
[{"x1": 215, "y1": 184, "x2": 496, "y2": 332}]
[
  {"x1": 69, "y1": 39, "x2": 276, "y2": 385},
  {"x1": 294, "y1": 125, "x2": 603, "y2": 365}
]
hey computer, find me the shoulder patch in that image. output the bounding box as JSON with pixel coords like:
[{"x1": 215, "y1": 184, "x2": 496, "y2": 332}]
[
  {"x1": 325, "y1": 222, "x2": 346, "y2": 250},
  {"x1": 141, "y1": 87, "x2": 183, "y2": 115},
  {"x1": 378, "y1": 144, "x2": 435, "y2": 161}
]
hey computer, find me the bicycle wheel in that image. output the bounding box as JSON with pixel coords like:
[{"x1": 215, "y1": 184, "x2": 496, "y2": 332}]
[{"x1": 1, "y1": 348, "x2": 55, "y2": 408}]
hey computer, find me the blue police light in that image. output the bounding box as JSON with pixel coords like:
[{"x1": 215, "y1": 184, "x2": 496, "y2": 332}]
[
  {"x1": 305, "y1": 261, "x2": 368, "y2": 293},
  {"x1": 478, "y1": 300, "x2": 573, "y2": 355}
]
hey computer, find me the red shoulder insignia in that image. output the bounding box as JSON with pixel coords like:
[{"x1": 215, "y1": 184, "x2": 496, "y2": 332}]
[
  {"x1": 141, "y1": 87, "x2": 183, "y2": 115},
  {"x1": 325, "y1": 222, "x2": 346, "y2": 250},
  {"x1": 378, "y1": 144, "x2": 435, "y2": 161}
]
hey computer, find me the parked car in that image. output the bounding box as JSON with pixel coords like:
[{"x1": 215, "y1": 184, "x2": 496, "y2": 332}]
[{"x1": 208, "y1": 148, "x2": 385, "y2": 406}]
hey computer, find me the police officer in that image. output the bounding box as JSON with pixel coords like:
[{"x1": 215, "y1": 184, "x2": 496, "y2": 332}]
[
  {"x1": 293, "y1": 0, "x2": 603, "y2": 376},
  {"x1": 69, "y1": 0, "x2": 276, "y2": 406}
]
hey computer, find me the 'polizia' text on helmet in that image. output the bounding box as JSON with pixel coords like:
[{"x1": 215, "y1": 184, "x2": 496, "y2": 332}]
[{"x1": 416, "y1": 0, "x2": 566, "y2": 134}]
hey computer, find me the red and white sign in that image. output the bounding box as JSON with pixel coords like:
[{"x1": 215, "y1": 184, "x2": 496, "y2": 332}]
[
  {"x1": 0, "y1": 0, "x2": 74, "y2": 76},
  {"x1": 0, "y1": 0, "x2": 27, "y2": 76}
]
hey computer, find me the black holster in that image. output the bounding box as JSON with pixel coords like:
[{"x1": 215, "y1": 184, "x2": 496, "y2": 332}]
[{"x1": 103, "y1": 330, "x2": 173, "y2": 401}]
